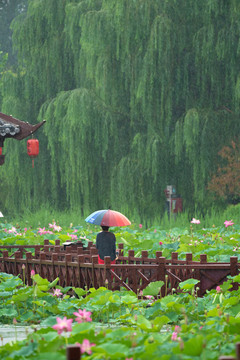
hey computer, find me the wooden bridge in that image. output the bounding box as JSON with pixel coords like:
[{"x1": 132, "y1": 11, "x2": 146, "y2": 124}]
[{"x1": 0, "y1": 239, "x2": 239, "y2": 296}]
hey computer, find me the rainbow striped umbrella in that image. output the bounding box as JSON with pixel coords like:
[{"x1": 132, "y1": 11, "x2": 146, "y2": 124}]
[{"x1": 85, "y1": 209, "x2": 131, "y2": 227}]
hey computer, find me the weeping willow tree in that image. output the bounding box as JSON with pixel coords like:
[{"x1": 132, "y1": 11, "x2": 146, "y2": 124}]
[
  {"x1": 1, "y1": 0, "x2": 240, "y2": 222},
  {"x1": 173, "y1": 0, "x2": 240, "y2": 212}
]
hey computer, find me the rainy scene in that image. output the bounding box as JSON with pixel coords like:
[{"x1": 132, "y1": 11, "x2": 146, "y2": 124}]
[{"x1": 1, "y1": 1, "x2": 240, "y2": 359}]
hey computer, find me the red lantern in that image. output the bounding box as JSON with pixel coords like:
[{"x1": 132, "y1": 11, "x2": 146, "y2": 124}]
[
  {"x1": 27, "y1": 139, "x2": 39, "y2": 168},
  {"x1": 0, "y1": 147, "x2": 2, "y2": 155}
]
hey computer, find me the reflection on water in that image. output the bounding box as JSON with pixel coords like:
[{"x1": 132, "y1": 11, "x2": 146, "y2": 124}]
[{"x1": 0, "y1": 325, "x2": 39, "y2": 346}]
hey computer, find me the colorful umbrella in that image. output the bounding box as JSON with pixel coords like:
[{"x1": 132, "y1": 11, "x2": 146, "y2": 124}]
[{"x1": 85, "y1": 209, "x2": 131, "y2": 227}]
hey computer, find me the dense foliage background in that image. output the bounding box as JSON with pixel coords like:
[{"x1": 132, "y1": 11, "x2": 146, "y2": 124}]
[{"x1": 0, "y1": 0, "x2": 240, "y2": 223}]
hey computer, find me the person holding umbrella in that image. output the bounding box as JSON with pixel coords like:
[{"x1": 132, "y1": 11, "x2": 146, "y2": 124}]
[
  {"x1": 85, "y1": 209, "x2": 131, "y2": 264},
  {"x1": 96, "y1": 225, "x2": 116, "y2": 264}
]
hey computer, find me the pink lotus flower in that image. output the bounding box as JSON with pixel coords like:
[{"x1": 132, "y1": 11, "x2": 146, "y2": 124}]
[
  {"x1": 38, "y1": 227, "x2": 47, "y2": 235},
  {"x1": 159, "y1": 241, "x2": 163, "y2": 246},
  {"x1": 171, "y1": 331, "x2": 181, "y2": 341},
  {"x1": 31, "y1": 270, "x2": 35, "y2": 277},
  {"x1": 73, "y1": 309, "x2": 92, "y2": 323},
  {"x1": 224, "y1": 220, "x2": 234, "y2": 228},
  {"x1": 52, "y1": 316, "x2": 73, "y2": 335},
  {"x1": 216, "y1": 286, "x2": 221, "y2": 293},
  {"x1": 174, "y1": 325, "x2": 181, "y2": 333},
  {"x1": 49, "y1": 222, "x2": 62, "y2": 232},
  {"x1": 8, "y1": 227, "x2": 17, "y2": 233},
  {"x1": 54, "y1": 225, "x2": 62, "y2": 232},
  {"x1": 139, "y1": 224, "x2": 143, "y2": 229},
  {"x1": 67, "y1": 233, "x2": 78, "y2": 240},
  {"x1": 76, "y1": 339, "x2": 95, "y2": 355},
  {"x1": 53, "y1": 289, "x2": 63, "y2": 297},
  {"x1": 154, "y1": 229, "x2": 157, "y2": 233},
  {"x1": 191, "y1": 218, "x2": 200, "y2": 224}
]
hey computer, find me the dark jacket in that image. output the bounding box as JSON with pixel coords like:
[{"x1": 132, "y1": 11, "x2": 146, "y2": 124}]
[{"x1": 96, "y1": 231, "x2": 116, "y2": 261}]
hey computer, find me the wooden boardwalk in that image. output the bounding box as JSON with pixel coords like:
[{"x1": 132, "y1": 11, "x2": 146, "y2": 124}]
[{"x1": 0, "y1": 239, "x2": 239, "y2": 296}]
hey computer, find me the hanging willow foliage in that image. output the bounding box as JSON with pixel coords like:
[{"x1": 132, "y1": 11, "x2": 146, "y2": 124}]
[{"x1": 1, "y1": 0, "x2": 240, "y2": 221}]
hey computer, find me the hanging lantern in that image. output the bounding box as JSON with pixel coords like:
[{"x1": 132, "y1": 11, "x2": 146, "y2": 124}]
[
  {"x1": 27, "y1": 139, "x2": 39, "y2": 168},
  {"x1": 0, "y1": 147, "x2": 4, "y2": 166}
]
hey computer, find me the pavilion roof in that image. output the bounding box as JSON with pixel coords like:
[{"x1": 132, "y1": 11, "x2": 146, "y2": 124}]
[{"x1": 0, "y1": 112, "x2": 45, "y2": 147}]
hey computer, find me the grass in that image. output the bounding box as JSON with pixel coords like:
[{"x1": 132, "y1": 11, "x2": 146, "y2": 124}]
[{"x1": 3, "y1": 203, "x2": 240, "y2": 231}]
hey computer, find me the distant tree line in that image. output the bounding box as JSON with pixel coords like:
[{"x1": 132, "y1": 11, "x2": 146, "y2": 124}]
[{"x1": 0, "y1": 0, "x2": 240, "y2": 223}]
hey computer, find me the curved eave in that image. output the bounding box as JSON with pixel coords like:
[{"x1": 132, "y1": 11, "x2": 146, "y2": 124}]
[
  {"x1": 0, "y1": 112, "x2": 46, "y2": 140},
  {"x1": 13, "y1": 120, "x2": 46, "y2": 140}
]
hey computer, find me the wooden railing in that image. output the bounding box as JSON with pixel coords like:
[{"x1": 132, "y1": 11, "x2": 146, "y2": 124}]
[{"x1": 0, "y1": 240, "x2": 239, "y2": 296}]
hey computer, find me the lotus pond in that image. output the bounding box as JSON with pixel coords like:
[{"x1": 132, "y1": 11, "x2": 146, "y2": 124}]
[{"x1": 0, "y1": 220, "x2": 240, "y2": 359}]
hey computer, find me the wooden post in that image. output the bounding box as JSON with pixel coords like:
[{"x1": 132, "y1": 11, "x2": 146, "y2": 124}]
[
  {"x1": 185, "y1": 253, "x2": 192, "y2": 279},
  {"x1": 104, "y1": 256, "x2": 112, "y2": 289},
  {"x1": 87, "y1": 241, "x2": 93, "y2": 249},
  {"x1": 40, "y1": 252, "x2": 46, "y2": 278},
  {"x1": 171, "y1": 252, "x2": 178, "y2": 263},
  {"x1": 54, "y1": 245, "x2": 61, "y2": 253},
  {"x1": 66, "y1": 345, "x2": 81, "y2": 360},
  {"x1": 141, "y1": 250, "x2": 148, "y2": 286},
  {"x1": 44, "y1": 245, "x2": 49, "y2": 253},
  {"x1": 128, "y1": 250, "x2": 135, "y2": 264},
  {"x1": 236, "y1": 342, "x2": 240, "y2": 360},
  {"x1": 92, "y1": 255, "x2": 98, "y2": 288},
  {"x1": 18, "y1": 247, "x2": 23, "y2": 259},
  {"x1": 90, "y1": 247, "x2": 98, "y2": 256},
  {"x1": 77, "y1": 247, "x2": 83, "y2": 255},
  {"x1": 158, "y1": 257, "x2": 166, "y2": 297},
  {"x1": 186, "y1": 253, "x2": 192, "y2": 262},
  {"x1": 230, "y1": 256, "x2": 238, "y2": 290},
  {"x1": 44, "y1": 239, "x2": 49, "y2": 254},
  {"x1": 52, "y1": 253, "x2": 58, "y2": 281},
  {"x1": 200, "y1": 254, "x2": 207, "y2": 263},
  {"x1": 2, "y1": 250, "x2": 8, "y2": 273},
  {"x1": 141, "y1": 250, "x2": 148, "y2": 263},
  {"x1": 156, "y1": 251, "x2": 162, "y2": 259},
  {"x1": 118, "y1": 243, "x2": 124, "y2": 256},
  {"x1": 14, "y1": 251, "x2": 21, "y2": 276},
  {"x1": 230, "y1": 256, "x2": 238, "y2": 276},
  {"x1": 26, "y1": 252, "x2": 32, "y2": 285},
  {"x1": 78, "y1": 255, "x2": 84, "y2": 288},
  {"x1": 2, "y1": 250, "x2": 8, "y2": 258},
  {"x1": 35, "y1": 245, "x2": 41, "y2": 258},
  {"x1": 78, "y1": 254, "x2": 84, "y2": 264},
  {"x1": 55, "y1": 239, "x2": 60, "y2": 246},
  {"x1": 65, "y1": 254, "x2": 72, "y2": 286}
]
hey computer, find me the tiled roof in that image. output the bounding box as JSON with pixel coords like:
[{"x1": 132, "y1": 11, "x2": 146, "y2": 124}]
[{"x1": 0, "y1": 119, "x2": 20, "y2": 137}]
